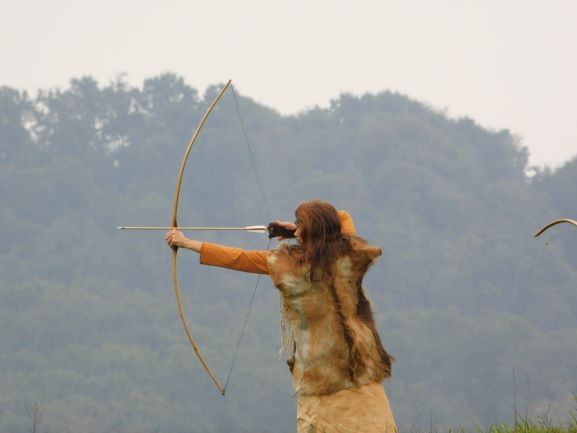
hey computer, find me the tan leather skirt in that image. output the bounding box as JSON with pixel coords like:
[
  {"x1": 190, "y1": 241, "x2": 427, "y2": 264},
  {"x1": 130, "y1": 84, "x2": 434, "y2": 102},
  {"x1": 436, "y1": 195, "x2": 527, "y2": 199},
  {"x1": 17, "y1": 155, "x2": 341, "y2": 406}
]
[{"x1": 297, "y1": 383, "x2": 397, "y2": 433}]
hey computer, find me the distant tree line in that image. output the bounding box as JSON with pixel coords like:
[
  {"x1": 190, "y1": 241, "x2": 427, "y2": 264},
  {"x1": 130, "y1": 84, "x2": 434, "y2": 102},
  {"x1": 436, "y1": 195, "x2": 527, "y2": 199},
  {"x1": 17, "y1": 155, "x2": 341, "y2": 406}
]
[{"x1": 0, "y1": 74, "x2": 576, "y2": 433}]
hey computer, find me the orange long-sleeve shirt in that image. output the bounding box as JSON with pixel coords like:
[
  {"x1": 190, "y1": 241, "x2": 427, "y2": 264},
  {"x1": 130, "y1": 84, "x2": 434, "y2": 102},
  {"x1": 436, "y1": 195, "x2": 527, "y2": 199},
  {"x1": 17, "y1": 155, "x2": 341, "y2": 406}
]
[{"x1": 199, "y1": 210, "x2": 357, "y2": 274}]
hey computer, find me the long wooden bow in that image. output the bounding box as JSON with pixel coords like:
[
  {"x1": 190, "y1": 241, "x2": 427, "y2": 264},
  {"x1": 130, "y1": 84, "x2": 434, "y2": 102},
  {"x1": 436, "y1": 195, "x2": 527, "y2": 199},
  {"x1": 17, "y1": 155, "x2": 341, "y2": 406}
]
[
  {"x1": 534, "y1": 218, "x2": 577, "y2": 238},
  {"x1": 170, "y1": 80, "x2": 232, "y2": 395},
  {"x1": 534, "y1": 218, "x2": 577, "y2": 279}
]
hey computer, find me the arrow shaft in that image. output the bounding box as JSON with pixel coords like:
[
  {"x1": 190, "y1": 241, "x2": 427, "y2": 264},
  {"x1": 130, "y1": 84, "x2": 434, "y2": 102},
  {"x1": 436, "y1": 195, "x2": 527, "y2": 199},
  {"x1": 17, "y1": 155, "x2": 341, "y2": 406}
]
[{"x1": 117, "y1": 226, "x2": 267, "y2": 232}]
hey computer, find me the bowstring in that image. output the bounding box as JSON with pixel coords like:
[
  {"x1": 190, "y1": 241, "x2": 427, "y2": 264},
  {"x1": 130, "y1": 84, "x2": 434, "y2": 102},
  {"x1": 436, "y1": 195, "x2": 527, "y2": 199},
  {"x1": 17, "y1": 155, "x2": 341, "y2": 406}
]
[
  {"x1": 223, "y1": 238, "x2": 272, "y2": 393},
  {"x1": 540, "y1": 239, "x2": 577, "y2": 283},
  {"x1": 222, "y1": 84, "x2": 273, "y2": 394},
  {"x1": 231, "y1": 84, "x2": 272, "y2": 223}
]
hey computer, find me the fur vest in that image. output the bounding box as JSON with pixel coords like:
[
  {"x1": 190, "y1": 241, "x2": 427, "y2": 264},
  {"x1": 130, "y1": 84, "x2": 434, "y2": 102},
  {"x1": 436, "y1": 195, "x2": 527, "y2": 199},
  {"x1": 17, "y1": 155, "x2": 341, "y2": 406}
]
[{"x1": 267, "y1": 236, "x2": 394, "y2": 396}]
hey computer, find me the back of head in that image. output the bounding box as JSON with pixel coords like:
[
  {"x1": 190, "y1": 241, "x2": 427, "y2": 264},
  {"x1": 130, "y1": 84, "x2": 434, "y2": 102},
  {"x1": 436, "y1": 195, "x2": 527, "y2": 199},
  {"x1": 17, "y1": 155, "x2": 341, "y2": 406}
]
[{"x1": 294, "y1": 200, "x2": 351, "y2": 280}]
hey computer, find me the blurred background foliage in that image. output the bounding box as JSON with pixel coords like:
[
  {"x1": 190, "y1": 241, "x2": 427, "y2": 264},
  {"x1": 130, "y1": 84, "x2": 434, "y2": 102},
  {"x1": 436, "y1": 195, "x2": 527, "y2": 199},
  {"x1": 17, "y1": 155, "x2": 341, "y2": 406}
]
[{"x1": 1, "y1": 74, "x2": 576, "y2": 433}]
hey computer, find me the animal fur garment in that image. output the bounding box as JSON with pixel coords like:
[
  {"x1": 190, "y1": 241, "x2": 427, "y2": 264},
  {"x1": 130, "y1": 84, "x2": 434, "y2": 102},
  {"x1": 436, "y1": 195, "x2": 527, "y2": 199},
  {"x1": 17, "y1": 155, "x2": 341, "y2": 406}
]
[{"x1": 267, "y1": 236, "x2": 394, "y2": 396}]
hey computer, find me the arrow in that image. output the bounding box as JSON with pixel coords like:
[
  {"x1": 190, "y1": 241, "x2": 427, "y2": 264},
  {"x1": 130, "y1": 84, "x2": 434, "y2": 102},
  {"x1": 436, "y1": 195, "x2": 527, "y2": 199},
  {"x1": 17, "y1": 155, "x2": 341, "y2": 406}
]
[{"x1": 117, "y1": 225, "x2": 267, "y2": 233}]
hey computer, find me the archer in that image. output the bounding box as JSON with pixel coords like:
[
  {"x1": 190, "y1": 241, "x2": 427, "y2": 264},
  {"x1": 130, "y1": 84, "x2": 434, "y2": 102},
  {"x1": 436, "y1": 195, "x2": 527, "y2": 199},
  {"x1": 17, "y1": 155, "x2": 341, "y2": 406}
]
[{"x1": 166, "y1": 200, "x2": 397, "y2": 433}]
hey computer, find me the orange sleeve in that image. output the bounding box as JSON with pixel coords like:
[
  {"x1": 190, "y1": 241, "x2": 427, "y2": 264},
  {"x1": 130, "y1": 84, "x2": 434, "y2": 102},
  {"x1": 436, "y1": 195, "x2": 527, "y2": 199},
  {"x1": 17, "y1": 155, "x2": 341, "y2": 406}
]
[
  {"x1": 199, "y1": 242, "x2": 270, "y2": 275},
  {"x1": 338, "y1": 210, "x2": 357, "y2": 236}
]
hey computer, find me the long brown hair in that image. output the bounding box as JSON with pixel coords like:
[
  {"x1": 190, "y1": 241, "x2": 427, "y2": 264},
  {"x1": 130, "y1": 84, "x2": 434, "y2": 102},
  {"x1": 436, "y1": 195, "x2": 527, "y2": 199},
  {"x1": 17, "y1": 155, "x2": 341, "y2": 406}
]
[{"x1": 294, "y1": 200, "x2": 352, "y2": 280}]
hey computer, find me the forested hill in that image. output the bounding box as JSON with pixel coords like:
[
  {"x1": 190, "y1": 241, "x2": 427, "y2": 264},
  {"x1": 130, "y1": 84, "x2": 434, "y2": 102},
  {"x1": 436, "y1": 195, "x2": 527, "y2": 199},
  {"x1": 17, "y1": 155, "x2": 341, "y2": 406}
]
[{"x1": 1, "y1": 74, "x2": 576, "y2": 433}]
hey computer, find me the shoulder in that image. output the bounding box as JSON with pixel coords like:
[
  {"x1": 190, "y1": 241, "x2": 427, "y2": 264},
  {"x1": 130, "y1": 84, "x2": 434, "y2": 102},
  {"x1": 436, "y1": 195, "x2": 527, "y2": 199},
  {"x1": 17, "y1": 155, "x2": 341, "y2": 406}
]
[
  {"x1": 267, "y1": 244, "x2": 308, "y2": 287},
  {"x1": 267, "y1": 243, "x2": 300, "y2": 270},
  {"x1": 348, "y1": 235, "x2": 382, "y2": 269}
]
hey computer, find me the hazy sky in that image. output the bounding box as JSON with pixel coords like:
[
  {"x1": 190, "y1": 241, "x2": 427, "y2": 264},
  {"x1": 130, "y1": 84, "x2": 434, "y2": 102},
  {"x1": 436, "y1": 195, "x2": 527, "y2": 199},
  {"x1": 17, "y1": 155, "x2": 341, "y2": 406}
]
[{"x1": 2, "y1": 0, "x2": 576, "y2": 168}]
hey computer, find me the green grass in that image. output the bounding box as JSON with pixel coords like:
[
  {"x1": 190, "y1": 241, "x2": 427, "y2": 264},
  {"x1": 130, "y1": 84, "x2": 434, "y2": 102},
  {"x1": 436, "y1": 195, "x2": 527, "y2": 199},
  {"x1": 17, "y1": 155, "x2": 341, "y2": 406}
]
[{"x1": 445, "y1": 411, "x2": 577, "y2": 433}]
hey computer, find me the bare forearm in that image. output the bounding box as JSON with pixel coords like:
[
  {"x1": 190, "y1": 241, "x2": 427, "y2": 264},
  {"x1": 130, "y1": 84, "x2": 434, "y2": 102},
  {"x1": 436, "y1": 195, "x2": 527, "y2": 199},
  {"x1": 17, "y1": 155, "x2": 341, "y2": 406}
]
[
  {"x1": 181, "y1": 239, "x2": 203, "y2": 253},
  {"x1": 165, "y1": 229, "x2": 202, "y2": 252}
]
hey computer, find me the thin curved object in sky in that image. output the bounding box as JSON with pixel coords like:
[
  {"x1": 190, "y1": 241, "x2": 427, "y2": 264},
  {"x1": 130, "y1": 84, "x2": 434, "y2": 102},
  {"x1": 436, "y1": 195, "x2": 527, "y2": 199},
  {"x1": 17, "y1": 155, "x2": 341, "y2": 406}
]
[{"x1": 534, "y1": 218, "x2": 577, "y2": 238}]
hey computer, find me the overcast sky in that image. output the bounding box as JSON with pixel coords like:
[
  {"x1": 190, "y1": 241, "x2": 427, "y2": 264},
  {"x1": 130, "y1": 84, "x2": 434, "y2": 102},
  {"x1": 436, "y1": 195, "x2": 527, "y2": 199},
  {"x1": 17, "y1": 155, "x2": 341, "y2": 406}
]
[{"x1": 2, "y1": 0, "x2": 575, "y2": 169}]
